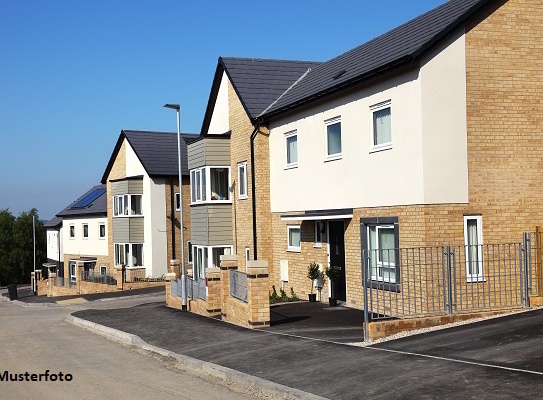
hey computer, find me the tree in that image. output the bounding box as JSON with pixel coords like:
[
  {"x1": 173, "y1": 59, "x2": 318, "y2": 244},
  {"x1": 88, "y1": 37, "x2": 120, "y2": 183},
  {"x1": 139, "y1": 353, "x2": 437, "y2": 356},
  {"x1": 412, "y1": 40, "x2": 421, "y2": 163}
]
[{"x1": 0, "y1": 208, "x2": 46, "y2": 285}]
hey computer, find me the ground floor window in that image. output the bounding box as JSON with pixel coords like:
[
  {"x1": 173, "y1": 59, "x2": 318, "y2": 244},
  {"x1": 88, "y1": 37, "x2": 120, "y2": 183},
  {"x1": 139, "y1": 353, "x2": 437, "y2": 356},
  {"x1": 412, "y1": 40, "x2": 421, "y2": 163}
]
[
  {"x1": 114, "y1": 243, "x2": 144, "y2": 267},
  {"x1": 70, "y1": 262, "x2": 76, "y2": 283},
  {"x1": 100, "y1": 265, "x2": 107, "y2": 275},
  {"x1": 287, "y1": 225, "x2": 301, "y2": 252},
  {"x1": 361, "y1": 217, "x2": 400, "y2": 289},
  {"x1": 192, "y1": 245, "x2": 232, "y2": 279},
  {"x1": 464, "y1": 215, "x2": 483, "y2": 281}
]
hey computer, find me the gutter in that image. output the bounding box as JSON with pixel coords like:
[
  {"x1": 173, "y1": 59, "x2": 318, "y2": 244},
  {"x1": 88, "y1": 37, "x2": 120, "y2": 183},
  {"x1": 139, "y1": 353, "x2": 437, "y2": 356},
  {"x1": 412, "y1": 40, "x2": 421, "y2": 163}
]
[{"x1": 250, "y1": 123, "x2": 261, "y2": 260}]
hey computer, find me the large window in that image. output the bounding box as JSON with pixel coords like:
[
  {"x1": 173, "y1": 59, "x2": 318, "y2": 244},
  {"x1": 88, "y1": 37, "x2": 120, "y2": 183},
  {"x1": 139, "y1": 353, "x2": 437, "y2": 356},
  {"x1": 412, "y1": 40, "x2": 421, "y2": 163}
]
[
  {"x1": 371, "y1": 101, "x2": 392, "y2": 150},
  {"x1": 361, "y1": 217, "x2": 400, "y2": 289},
  {"x1": 192, "y1": 245, "x2": 232, "y2": 280},
  {"x1": 287, "y1": 225, "x2": 301, "y2": 252},
  {"x1": 285, "y1": 131, "x2": 298, "y2": 168},
  {"x1": 113, "y1": 194, "x2": 143, "y2": 217},
  {"x1": 114, "y1": 243, "x2": 144, "y2": 267},
  {"x1": 190, "y1": 166, "x2": 231, "y2": 204},
  {"x1": 325, "y1": 117, "x2": 342, "y2": 159},
  {"x1": 238, "y1": 162, "x2": 248, "y2": 199},
  {"x1": 464, "y1": 216, "x2": 483, "y2": 282}
]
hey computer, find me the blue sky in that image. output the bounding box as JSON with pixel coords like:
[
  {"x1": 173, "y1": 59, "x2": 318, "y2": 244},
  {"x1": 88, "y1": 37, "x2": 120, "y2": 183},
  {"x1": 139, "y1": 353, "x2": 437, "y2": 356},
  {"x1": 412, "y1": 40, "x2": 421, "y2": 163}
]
[{"x1": 0, "y1": 0, "x2": 447, "y2": 220}]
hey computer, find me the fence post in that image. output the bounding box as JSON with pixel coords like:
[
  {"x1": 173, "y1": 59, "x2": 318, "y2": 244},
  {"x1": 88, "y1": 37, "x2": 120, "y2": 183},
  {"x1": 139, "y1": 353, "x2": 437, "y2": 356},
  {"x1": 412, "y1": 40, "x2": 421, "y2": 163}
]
[
  {"x1": 362, "y1": 249, "x2": 369, "y2": 343},
  {"x1": 446, "y1": 246, "x2": 454, "y2": 315},
  {"x1": 522, "y1": 233, "x2": 531, "y2": 308}
]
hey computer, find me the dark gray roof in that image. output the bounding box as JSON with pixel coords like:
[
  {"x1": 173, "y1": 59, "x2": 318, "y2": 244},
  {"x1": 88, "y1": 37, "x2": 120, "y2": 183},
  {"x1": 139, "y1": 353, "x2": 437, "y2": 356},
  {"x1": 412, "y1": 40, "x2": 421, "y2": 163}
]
[
  {"x1": 260, "y1": 0, "x2": 490, "y2": 118},
  {"x1": 43, "y1": 216, "x2": 62, "y2": 229},
  {"x1": 201, "y1": 58, "x2": 320, "y2": 134},
  {"x1": 57, "y1": 184, "x2": 106, "y2": 218},
  {"x1": 101, "y1": 130, "x2": 198, "y2": 183}
]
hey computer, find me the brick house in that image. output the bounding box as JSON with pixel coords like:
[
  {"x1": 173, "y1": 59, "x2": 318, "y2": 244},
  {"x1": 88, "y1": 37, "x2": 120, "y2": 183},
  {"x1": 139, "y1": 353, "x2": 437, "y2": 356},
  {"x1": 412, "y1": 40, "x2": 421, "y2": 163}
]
[
  {"x1": 101, "y1": 130, "x2": 197, "y2": 278},
  {"x1": 188, "y1": 0, "x2": 542, "y2": 310}
]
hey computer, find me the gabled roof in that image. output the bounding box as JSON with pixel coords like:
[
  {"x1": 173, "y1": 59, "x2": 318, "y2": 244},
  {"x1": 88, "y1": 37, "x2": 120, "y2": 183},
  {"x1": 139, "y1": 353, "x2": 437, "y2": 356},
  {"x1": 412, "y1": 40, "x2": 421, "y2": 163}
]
[
  {"x1": 57, "y1": 184, "x2": 106, "y2": 218},
  {"x1": 260, "y1": 0, "x2": 491, "y2": 119},
  {"x1": 101, "y1": 130, "x2": 198, "y2": 184},
  {"x1": 201, "y1": 57, "x2": 320, "y2": 134}
]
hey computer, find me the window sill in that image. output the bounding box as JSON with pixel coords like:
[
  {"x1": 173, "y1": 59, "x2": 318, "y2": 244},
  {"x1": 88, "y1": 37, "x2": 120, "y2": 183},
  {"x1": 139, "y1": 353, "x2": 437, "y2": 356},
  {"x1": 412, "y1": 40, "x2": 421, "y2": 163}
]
[
  {"x1": 99, "y1": 237, "x2": 106, "y2": 240},
  {"x1": 285, "y1": 163, "x2": 298, "y2": 170},
  {"x1": 287, "y1": 248, "x2": 301, "y2": 253},
  {"x1": 324, "y1": 154, "x2": 342, "y2": 163},
  {"x1": 313, "y1": 244, "x2": 322, "y2": 248},
  {"x1": 370, "y1": 144, "x2": 392, "y2": 154},
  {"x1": 113, "y1": 215, "x2": 144, "y2": 218},
  {"x1": 239, "y1": 196, "x2": 248, "y2": 200},
  {"x1": 366, "y1": 279, "x2": 401, "y2": 292},
  {"x1": 190, "y1": 201, "x2": 233, "y2": 206},
  {"x1": 466, "y1": 277, "x2": 486, "y2": 283}
]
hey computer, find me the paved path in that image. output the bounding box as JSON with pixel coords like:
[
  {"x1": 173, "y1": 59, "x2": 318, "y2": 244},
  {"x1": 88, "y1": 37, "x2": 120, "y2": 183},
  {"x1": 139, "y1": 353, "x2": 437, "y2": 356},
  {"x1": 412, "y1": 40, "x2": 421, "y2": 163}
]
[{"x1": 74, "y1": 302, "x2": 543, "y2": 400}]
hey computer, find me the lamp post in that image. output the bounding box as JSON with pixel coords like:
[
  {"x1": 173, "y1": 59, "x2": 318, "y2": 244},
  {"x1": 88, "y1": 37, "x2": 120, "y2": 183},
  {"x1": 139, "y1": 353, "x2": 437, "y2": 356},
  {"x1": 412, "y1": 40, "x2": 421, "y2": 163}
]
[{"x1": 164, "y1": 103, "x2": 187, "y2": 311}]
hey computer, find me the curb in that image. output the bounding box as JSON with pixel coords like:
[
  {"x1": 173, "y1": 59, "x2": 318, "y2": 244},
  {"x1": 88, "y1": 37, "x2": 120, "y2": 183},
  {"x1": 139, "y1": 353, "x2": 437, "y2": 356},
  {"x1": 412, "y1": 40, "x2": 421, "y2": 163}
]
[
  {"x1": 66, "y1": 314, "x2": 329, "y2": 400},
  {"x1": 0, "y1": 291, "x2": 164, "y2": 307}
]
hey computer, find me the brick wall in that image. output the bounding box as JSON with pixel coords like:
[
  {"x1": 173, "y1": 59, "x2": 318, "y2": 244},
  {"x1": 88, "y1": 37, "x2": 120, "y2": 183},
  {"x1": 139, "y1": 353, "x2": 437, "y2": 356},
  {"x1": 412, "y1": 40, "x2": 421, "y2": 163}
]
[{"x1": 164, "y1": 176, "x2": 192, "y2": 268}]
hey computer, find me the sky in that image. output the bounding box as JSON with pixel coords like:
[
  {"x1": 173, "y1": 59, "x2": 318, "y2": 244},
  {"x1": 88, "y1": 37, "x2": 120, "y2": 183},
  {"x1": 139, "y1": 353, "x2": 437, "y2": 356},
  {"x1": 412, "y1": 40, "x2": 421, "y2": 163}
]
[{"x1": 0, "y1": 0, "x2": 447, "y2": 221}]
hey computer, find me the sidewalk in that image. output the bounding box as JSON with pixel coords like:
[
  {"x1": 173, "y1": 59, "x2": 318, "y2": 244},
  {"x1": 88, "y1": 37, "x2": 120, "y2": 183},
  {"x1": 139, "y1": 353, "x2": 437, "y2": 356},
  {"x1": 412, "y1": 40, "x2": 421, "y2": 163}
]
[{"x1": 72, "y1": 302, "x2": 543, "y2": 400}]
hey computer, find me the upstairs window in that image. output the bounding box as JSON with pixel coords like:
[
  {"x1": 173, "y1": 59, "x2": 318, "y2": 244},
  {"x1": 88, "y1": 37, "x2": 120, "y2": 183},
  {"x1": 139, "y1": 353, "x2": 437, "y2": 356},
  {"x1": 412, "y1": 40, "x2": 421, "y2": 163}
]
[
  {"x1": 69, "y1": 224, "x2": 75, "y2": 239},
  {"x1": 113, "y1": 194, "x2": 142, "y2": 217},
  {"x1": 371, "y1": 101, "x2": 392, "y2": 150},
  {"x1": 285, "y1": 131, "x2": 298, "y2": 168},
  {"x1": 190, "y1": 166, "x2": 231, "y2": 204},
  {"x1": 210, "y1": 168, "x2": 229, "y2": 200},
  {"x1": 238, "y1": 162, "x2": 248, "y2": 199},
  {"x1": 325, "y1": 117, "x2": 342, "y2": 160},
  {"x1": 99, "y1": 223, "x2": 106, "y2": 239},
  {"x1": 82, "y1": 223, "x2": 89, "y2": 239}
]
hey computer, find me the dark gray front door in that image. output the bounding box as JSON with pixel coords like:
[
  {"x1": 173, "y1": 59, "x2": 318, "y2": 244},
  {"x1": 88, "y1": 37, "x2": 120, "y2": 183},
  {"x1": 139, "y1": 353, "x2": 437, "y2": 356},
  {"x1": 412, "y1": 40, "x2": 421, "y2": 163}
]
[{"x1": 328, "y1": 220, "x2": 346, "y2": 301}]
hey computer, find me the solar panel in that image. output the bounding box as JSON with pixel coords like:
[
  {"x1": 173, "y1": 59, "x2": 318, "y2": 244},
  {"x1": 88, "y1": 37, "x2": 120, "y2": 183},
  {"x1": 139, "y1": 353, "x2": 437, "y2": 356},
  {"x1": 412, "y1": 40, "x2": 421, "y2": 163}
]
[{"x1": 71, "y1": 188, "x2": 106, "y2": 209}]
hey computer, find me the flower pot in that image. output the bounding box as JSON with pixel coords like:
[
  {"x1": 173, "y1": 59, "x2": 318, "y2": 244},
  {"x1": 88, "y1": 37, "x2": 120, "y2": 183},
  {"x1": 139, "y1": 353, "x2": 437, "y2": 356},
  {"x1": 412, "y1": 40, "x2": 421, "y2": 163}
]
[
  {"x1": 308, "y1": 293, "x2": 317, "y2": 302},
  {"x1": 328, "y1": 297, "x2": 337, "y2": 307}
]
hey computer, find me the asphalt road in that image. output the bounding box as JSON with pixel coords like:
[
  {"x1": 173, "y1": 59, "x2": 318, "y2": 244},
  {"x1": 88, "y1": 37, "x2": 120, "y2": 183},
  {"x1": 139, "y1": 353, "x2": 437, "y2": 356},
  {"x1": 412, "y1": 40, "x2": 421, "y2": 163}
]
[{"x1": 0, "y1": 293, "x2": 262, "y2": 400}]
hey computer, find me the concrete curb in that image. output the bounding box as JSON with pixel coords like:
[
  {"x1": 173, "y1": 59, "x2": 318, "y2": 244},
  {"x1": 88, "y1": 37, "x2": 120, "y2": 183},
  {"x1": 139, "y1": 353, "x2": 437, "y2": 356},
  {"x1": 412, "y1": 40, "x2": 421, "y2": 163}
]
[
  {"x1": 66, "y1": 314, "x2": 329, "y2": 400},
  {"x1": 0, "y1": 291, "x2": 164, "y2": 307}
]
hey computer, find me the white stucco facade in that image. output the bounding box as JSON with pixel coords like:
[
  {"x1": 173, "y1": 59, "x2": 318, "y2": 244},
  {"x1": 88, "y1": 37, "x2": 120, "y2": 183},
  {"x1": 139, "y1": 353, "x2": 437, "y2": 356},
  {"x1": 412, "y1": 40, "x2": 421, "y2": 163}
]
[
  {"x1": 207, "y1": 71, "x2": 230, "y2": 135},
  {"x1": 46, "y1": 228, "x2": 63, "y2": 262},
  {"x1": 269, "y1": 28, "x2": 469, "y2": 213},
  {"x1": 62, "y1": 217, "x2": 108, "y2": 256}
]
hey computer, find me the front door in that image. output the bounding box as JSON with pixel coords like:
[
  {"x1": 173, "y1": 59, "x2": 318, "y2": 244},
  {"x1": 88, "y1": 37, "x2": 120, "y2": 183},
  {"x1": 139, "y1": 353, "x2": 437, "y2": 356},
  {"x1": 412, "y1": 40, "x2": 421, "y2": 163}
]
[{"x1": 328, "y1": 220, "x2": 346, "y2": 301}]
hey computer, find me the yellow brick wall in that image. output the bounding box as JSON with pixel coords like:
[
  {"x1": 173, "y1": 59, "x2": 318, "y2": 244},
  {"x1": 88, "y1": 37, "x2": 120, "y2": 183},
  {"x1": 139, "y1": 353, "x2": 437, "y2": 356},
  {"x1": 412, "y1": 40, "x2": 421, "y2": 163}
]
[{"x1": 164, "y1": 176, "x2": 192, "y2": 268}]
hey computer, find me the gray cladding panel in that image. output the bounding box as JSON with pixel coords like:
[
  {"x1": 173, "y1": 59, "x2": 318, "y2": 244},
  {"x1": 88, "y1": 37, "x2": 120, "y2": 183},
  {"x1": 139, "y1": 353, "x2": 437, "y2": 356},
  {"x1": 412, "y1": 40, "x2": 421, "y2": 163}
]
[
  {"x1": 190, "y1": 207, "x2": 209, "y2": 244},
  {"x1": 188, "y1": 141, "x2": 205, "y2": 170},
  {"x1": 112, "y1": 217, "x2": 144, "y2": 243},
  {"x1": 128, "y1": 179, "x2": 143, "y2": 193},
  {"x1": 111, "y1": 181, "x2": 128, "y2": 196},
  {"x1": 190, "y1": 204, "x2": 232, "y2": 245},
  {"x1": 129, "y1": 217, "x2": 144, "y2": 242},
  {"x1": 188, "y1": 138, "x2": 230, "y2": 170},
  {"x1": 111, "y1": 179, "x2": 143, "y2": 195}
]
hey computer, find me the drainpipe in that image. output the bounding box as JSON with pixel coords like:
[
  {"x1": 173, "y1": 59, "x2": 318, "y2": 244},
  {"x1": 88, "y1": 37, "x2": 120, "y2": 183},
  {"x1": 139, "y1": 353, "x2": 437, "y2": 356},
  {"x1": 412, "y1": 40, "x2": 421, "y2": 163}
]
[
  {"x1": 57, "y1": 226, "x2": 61, "y2": 277},
  {"x1": 170, "y1": 176, "x2": 176, "y2": 259},
  {"x1": 250, "y1": 123, "x2": 261, "y2": 260}
]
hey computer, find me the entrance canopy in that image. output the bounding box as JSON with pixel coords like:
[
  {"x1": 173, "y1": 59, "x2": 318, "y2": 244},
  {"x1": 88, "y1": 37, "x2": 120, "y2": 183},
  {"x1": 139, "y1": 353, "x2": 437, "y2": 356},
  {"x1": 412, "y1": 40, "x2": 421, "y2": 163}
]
[
  {"x1": 280, "y1": 208, "x2": 353, "y2": 221},
  {"x1": 68, "y1": 257, "x2": 97, "y2": 264}
]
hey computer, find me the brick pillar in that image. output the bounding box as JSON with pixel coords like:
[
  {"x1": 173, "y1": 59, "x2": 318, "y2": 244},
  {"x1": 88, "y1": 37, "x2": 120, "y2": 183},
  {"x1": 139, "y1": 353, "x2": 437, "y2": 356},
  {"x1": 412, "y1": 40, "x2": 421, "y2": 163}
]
[
  {"x1": 205, "y1": 268, "x2": 221, "y2": 315},
  {"x1": 169, "y1": 259, "x2": 180, "y2": 277},
  {"x1": 77, "y1": 263, "x2": 85, "y2": 294},
  {"x1": 116, "y1": 267, "x2": 123, "y2": 290},
  {"x1": 246, "y1": 260, "x2": 270, "y2": 328},
  {"x1": 219, "y1": 255, "x2": 238, "y2": 320}
]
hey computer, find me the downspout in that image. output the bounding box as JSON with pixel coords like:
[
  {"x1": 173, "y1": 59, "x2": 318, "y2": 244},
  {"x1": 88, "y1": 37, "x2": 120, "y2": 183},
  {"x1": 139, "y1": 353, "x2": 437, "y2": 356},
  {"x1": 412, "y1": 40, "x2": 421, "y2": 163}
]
[
  {"x1": 250, "y1": 122, "x2": 261, "y2": 260},
  {"x1": 170, "y1": 176, "x2": 176, "y2": 259},
  {"x1": 57, "y1": 226, "x2": 61, "y2": 277}
]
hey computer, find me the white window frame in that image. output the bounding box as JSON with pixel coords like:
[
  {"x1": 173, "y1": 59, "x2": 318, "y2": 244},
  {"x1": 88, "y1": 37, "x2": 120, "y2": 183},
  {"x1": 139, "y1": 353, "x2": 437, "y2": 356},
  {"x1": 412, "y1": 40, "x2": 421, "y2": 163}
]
[
  {"x1": 287, "y1": 225, "x2": 301, "y2": 252},
  {"x1": 368, "y1": 224, "x2": 397, "y2": 283},
  {"x1": 314, "y1": 220, "x2": 324, "y2": 248},
  {"x1": 189, "y1": 166, "x2": 231, "y2": 205},
  {"x1": 325, "y1": 116, "x2": 342, "y2": 161},
  {"x1": 69, "y1": 224, "x2": 75, "y2": 239},
  {"x1": 464, "y1": 216, "x2": 484, "y2": 282},
  {"x1": 238, "y1": 162, "x2": 248, "y2": 200},
  {"x1": 114, "y1": 243, "x2": 144, "y2": 268},
  {"x1": 192, "y1": 244, "x2": 233, "y2": 279},
  {"x1": 82, "y1": 223, "x2": 89, "y2": 240},
  {"x1": 175, "y1": 192, "x2": 181, "y2": 211},
  {"x1": 70, "y1": 262, "x2": 76, "y2": 283},
  {"x1": 285, "y1": 130, "x2": 298, "y2": 169},
  {"x1": 113, "y1": 194, "x2": 143, "y2": 217},
  {"x1": 99, "y1": 223, "x2": 106, "y2": 239},
  {"x1": 370, "y1": 100, "x2": 392, "y2": 152},
  {"x1": 100, "y1": 265, "x2": 107, "y2": 275},
  {"x1": 245, "y1": 247, "x2": 250, "y2": 262},
  {"x1": 187, "y1": 241, "x2": 192, "y2": 263}
]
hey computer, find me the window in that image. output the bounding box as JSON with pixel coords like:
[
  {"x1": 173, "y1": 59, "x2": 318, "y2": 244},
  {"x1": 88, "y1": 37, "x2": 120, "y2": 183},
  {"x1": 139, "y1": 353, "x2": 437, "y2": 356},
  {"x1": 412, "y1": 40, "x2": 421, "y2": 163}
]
[
  {"x1": 285, "y1": 131, "x2": 298, "y2": 168},
  {"x1": 175, "y1": 192, "x2": 181, "y2": 210},
  {"x1": 464, "y1": 216, "x2": 483, "y2": 281},
  {"x1": 113, "y1": 194, "x2": 142, "y2": 217},
  {"x1": 100, "y1": 265, "x2": 107, "y2": 275},
  {"x1": 238, "y1": 162, "x2": 248, "y2": 199},
  {"x1": 190, "y1": 167, "x2": 230, "y2": 204},
  {"x1": 325, "y1": 117, "x2": 342, "y2": 159},
  {"x1": 99, "y1": 223, "x2": 106, "y2": 239},
  {"x1": 69, "y1": 224, "x2": 75, "y2": 239},
  {"x1": 314, "y1": 221, "x2": 325, "y2": 247},
  {"x1": 371, "y1": 101, "x2": 392, "y2": 150},
  {"x1": 287, "y1": 225, "x2": 301, "y2": 252},
  {"x1": 245, "y1": 247, "x2": 250, "y2": 262},
  {"x1": 114, "y1": 243, "x2": 144, "y2": 267},
  {"x1": 70, "y1": 263, "x2": 76, "y2": 283},
  {"x1": 361, "y1": 217, "x2": 400, "y2": 289},
  {"x1": 82, "y1": 223, "x2": 89, "y2": 239},
  {"x1": 192, "y1": 245, "x2": 233, "y2": 279},
  {"x1": 187, "y1": 241, "x2": 192, "y2": 263}
]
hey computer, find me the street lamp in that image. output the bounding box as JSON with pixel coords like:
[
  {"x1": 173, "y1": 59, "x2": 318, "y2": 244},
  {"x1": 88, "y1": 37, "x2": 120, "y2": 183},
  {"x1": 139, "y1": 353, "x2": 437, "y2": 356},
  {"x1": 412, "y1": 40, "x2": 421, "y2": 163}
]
[{"x1": 164, "y1": 103, "x2": 187, "y2": 311}]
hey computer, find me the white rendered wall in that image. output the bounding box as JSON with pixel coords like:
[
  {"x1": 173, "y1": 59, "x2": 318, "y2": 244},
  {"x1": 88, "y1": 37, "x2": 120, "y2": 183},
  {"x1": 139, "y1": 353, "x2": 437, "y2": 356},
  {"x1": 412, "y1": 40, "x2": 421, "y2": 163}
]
[
  {"x1": 62, "y1": 217, "x2": 108, "y2": 256},
  {"x1": 144, "y1": 176, "x2": 168, "y2": 277},
  {"x1": 46, "y1": 228, "x2": 62, "y2": 261},
  {"x1": 269, "y1": 30, "x2": 469, "y2": 213},
  {"x1": 207, "y1": 71, "x2": 230, "y2": 135},
  {"x1": 125, "y1": 141, "x2": 146, "y2": 177}
]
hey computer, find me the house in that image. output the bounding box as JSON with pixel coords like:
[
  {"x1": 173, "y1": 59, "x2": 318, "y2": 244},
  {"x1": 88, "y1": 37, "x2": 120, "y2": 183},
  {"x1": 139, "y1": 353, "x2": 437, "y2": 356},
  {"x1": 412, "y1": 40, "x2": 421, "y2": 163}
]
[
  {"x1": 101, "y1": 130, "x2": 197, "y2": 279},
  {"x1": 43, "y1": 216, "x2": 63, "y2": 277},
  {"x1": 191, "y1": 0, "x2": 542, "y2": 311},
  {"x1": 55, "y1": 184, "x2": 108, "y2": 282}
]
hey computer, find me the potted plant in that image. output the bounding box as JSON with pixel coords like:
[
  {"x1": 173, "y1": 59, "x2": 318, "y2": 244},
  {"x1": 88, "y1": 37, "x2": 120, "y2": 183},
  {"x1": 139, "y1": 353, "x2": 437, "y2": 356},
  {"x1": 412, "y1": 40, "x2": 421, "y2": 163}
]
[
  {"x1": 325, "y1": 265, "x2": 341, "y2": 306},
  {"x1": 307, "y1": 262, "x2": 321, "y2": 302}
]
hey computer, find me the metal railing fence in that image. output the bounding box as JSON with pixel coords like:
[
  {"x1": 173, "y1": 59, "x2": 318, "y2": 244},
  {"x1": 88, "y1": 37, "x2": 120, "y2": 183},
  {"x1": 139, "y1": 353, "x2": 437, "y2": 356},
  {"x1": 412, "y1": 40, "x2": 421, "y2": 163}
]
[
  {"x1": 171, "y1": 276, "x2": 206, "y2": 301},
  {"x1": 230, "y1": 270, "x2": 247, "y2": 303},
  {"x1": 53, "y1": 277, "x2": 77, "y2": 288},
  {"x1": 80, "y1": 271, "x2": 117, "y2": 286}
]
